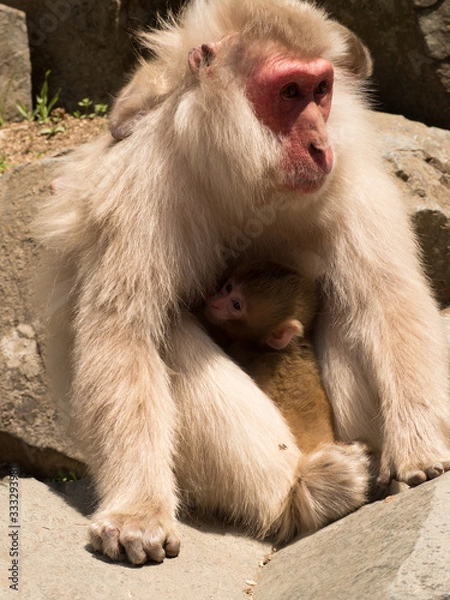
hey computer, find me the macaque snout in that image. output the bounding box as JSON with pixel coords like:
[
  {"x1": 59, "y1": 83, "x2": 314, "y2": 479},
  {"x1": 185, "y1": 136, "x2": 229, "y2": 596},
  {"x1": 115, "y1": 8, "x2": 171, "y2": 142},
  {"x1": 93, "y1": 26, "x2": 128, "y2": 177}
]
[
  {"x1": 300, "y1": 99, "x2": 334, "y2": 176},
  {"x1": 309, "y1": 141, "x2": 334, "y2": 175}
]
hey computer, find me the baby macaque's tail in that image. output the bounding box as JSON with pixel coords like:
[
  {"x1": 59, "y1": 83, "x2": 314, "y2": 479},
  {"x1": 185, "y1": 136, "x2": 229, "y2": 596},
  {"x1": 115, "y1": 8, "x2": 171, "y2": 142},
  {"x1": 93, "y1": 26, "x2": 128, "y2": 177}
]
[{"x1": 275, "y1": 442, "x2": 372, "y2": 543}]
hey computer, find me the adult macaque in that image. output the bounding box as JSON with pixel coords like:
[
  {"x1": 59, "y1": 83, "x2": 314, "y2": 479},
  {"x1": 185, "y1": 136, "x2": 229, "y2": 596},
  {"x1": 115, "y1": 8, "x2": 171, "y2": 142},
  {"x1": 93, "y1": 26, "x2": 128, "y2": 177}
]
[
  {"x1": 40, "y1": 0, "x2": 450, "y2": 565},
  {"x1": 203, "y1": 260, "x2": 335, "y2": 452}
]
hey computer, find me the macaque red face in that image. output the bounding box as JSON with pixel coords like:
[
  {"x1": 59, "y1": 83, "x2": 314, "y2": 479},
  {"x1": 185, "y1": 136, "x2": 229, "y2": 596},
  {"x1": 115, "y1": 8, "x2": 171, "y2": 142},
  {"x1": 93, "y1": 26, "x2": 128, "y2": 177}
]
[
  {"x1": 188, "y1": 38, "x2": 335, "y2": 194},
  {"x1": 187, "y1": 36, "x2": 335, "y2": 194},
  {"x1": 246, "y1": 53, "x2": 334, "y2": 192}
]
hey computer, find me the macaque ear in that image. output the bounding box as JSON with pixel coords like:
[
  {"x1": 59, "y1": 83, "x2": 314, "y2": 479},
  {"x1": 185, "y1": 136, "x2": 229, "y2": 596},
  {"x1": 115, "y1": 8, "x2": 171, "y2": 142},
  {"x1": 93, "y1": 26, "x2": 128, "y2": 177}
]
[
  {"x1": 188, "y1": 43, "x2": 218, "y2": 76},
  {"x1": 110, "y1": 109, "x2": 148, "y2": 141},
  {"x1": 331, "y1": 22, "x2": 373, "y2": 79},
  {"x1": 266, "y1": 319, "x2": 304, "y2": 350}
]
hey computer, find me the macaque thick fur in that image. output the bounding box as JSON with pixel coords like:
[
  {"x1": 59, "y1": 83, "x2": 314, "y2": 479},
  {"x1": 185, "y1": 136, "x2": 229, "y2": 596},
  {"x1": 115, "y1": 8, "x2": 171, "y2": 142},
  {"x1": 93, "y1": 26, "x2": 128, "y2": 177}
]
[
  {"x1": 202, "y1": 260, "x2": 335, "y2": 453},
  {"x1": 39, "y1": 0, "x2": 450, "y2": 564}
]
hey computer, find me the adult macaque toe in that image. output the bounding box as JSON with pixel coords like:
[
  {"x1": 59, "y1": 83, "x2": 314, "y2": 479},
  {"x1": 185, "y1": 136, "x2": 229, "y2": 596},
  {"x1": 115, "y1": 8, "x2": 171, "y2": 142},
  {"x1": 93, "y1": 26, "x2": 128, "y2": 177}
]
[
  {"x1": 120, "y1": 530, "x2": 148, "y2": 565},
  {"x1": 88, "y1": 523, "x2": 103, "y2": 552},
  {"x1": 103, "y1": 529, "x2": 123, "y2": 560},
  {"x1": 165, "y1": 535, "x2": 182, "y2": 558},
  {"x1": 425, "y1": 463, "x2": 444, "y2": 479},
  {"x1": 142, "y1": 528, "x2": 181, "y2": 562},
  {"x1": 89, "y1": 521, "x2": 123, "y2": 561},
  {"x1": 88, "y1": 510, "x2": 180, "y2": 564},
  {"x1": 403, "y1": 470, "x2": 427, "y2": 487},
  {"x1": 145, "y1": 544, "x2": 166, "y2": 563}
]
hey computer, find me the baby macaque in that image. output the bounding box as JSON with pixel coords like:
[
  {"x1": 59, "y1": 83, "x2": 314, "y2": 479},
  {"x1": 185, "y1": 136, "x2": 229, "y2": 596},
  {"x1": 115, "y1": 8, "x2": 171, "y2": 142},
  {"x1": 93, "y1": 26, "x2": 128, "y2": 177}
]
[{"x1": 203, "y1": 260, "x2": 335, "y2": 453}]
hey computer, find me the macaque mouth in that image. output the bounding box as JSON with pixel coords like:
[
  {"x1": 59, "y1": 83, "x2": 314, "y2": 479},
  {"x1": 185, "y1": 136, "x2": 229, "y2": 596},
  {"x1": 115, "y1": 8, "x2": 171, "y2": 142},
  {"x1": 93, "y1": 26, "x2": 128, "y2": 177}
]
[
  {"x1": 289, "y1": 175, "x2": 327, "y2": 193},
  {"x1": 283, "y1": 148, "x2": 334, "y2": 192}
]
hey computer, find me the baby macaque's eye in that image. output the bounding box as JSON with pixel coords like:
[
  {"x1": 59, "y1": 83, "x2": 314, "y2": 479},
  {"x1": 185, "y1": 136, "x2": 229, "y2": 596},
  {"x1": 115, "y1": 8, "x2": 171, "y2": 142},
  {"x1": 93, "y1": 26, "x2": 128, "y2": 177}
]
[
  {"x1": 225, "y1": 282, "x2": 233, "y2": 294},
  {"x1": 232, "y1": 300, "x2": 242, "y2": 311}
]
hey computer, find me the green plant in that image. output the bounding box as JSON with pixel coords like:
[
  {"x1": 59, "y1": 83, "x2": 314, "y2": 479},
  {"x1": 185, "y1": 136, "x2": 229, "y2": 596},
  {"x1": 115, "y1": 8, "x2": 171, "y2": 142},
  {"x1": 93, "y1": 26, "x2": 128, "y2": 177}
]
[
  {"x1": 39, "y1": 123, "x2": 66, "y2": 138},
  {"x1": 94, "y1": 102, "x2": 108, "y2": 117},
  {"x1": 0, "y1": 153, "x2": 12, "y2": 174},
  {"x1": 16, "y1": 70, "x2": 61, "y2": 124},
  {"x1": 74, "y1": 97, "x2": 108, "y2": 119},
  {"x1": 52, "y1": 469, "x2": 79, "y2": 483},
  {"x1": 16, "y1": 102, "x2": 33, "y2": 121}
]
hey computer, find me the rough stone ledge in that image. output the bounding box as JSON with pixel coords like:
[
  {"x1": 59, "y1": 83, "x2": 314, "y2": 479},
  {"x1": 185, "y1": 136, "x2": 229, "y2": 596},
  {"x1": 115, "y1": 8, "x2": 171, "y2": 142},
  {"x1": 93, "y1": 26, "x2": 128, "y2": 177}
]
[
  {"x1": 1, "y1": 475, "x2": 450, "y2": 598},
  {"x1": 255, "y1": 472, "x2": 450, "y2": 600},
  {"x1": 0, "y1": 431, "x2": 86, "y2": 480},
  {"x1": 0, "y1": 477, "x2": 271, "y2": 599}
]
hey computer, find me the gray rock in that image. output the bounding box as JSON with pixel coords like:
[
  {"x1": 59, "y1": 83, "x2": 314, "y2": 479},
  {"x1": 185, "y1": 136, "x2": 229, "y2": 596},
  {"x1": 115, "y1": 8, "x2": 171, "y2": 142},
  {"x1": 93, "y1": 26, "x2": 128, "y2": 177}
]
[
  {"x1": 2, "y1": 474, "x2": 450, "y2": 598},
  {"x1": 0, "y1": 158, "x2": 84, "y2": 477},
  {"x1": 375, "y1": 112, "x2": 450, "y2": 307},
  {"x1": 0, "y1": 0, "x2": 182, "y2": 113},
  {"x1": 255, "y1": 472, "x2": 450, "y2": 600},
  {"x1": 321, "y1": 0, "x2": 450, "y2": 129},
  {"x1": 0, "y1": 3, "x2": 31, "y2": 122},
  {"x1": 0, "y1": 477, "x2": 270, "y2": 599}
]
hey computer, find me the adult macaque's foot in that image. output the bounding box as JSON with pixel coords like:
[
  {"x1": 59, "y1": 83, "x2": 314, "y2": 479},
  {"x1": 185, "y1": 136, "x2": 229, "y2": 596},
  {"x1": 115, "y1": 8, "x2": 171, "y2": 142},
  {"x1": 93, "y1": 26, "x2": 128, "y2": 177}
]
[
  {"x1": 89, "y1": 508, "x2": 181, "y2": 564},
  {"x1": 397, "y1": 460, "x2": 450, "y2": 487}
]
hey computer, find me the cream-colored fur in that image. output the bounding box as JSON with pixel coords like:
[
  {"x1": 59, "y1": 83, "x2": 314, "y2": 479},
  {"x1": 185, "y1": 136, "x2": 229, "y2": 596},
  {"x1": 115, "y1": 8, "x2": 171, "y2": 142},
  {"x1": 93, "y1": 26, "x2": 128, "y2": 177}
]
[{"x1": 38, "y1": 0, "x2": 450, "y2": 564}]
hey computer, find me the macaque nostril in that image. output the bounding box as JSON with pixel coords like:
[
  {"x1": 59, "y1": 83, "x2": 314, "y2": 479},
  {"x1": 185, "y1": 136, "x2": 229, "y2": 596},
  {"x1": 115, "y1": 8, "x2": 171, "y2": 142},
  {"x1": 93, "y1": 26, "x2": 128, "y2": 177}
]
[
  {"x1": 309, "y1": 143, "x2": 333, "y2": 173},
  {"x1": 310, "y1": 144, "x2": 323, "y2": 157},
  {"x1": 310, "y1": 140, "x2": 327, "y2": 154}
]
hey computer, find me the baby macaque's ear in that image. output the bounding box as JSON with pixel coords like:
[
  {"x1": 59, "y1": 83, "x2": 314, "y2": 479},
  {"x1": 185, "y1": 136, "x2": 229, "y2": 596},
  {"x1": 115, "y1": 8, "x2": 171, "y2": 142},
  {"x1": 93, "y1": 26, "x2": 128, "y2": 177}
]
[{"x1": 265, "y1": 319, "x2": 304, "y2": 350}]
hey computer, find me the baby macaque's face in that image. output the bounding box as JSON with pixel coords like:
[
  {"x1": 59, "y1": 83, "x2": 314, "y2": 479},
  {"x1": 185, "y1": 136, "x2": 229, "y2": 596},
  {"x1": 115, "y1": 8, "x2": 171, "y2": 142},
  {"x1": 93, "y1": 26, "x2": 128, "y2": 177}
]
[
  {"x1": 204, "y1": 278, "x2": 247, "y2": 327},
  {"x1": 204, "y1": 276, "x2": 303, "y2": 350}
]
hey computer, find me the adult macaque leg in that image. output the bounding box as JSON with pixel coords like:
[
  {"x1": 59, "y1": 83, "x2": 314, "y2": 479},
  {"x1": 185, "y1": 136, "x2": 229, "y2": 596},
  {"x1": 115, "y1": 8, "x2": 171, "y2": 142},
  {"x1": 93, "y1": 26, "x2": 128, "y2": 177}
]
[
  {"x1": 315, "y1": 209, "x2": 450, "y2": 487},
  {"x1": 320, "y1": 312, "x2": 450, "y2": 487},
  {"x1": 167, "y1": 313, "x2": 300, "y2": 536},
  {"x1": 72, "y1": 308, "x2": 181, "y2": 564},
  {"x1": 167, "y1": 314, "x2": 370, "y2": 540}
]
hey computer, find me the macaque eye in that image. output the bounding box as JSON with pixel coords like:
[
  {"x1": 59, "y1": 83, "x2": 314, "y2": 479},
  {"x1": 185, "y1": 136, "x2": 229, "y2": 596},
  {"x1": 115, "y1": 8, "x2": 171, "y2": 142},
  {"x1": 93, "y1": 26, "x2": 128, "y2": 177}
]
[
  {"x1": 281, "y1": 83, "x2": 300, "y2": 99},
  {"x1": 232, "y1": 300, "x2": 242, "y2": 311},
  {"x1": 225, "y1": 282, "x2": 233, "y2": 294},
  {"x1": 315, "y1": 80, "x2": 329, "y2": 95}
]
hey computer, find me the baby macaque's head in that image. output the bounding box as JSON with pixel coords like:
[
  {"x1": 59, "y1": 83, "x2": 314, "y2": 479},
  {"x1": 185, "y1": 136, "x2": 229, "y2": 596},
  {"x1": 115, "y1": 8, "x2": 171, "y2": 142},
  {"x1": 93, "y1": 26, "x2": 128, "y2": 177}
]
[{"x1": 204, "y1": 260, "x2": 317, "y2": 349}]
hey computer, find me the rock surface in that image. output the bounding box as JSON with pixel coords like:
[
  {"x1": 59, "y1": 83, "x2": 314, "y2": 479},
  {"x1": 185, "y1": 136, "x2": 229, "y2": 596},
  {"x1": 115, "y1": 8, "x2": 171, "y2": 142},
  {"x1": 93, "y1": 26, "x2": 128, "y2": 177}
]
[
  {"x1": 0, "y1": 3, "x2": 32, "y2": 122},
  {"x1": 0, "y1": 111, "x2": 449, "y2": 477},
  {"x1": 376, "y1": 112, "x2": 450, "y2": 307},
  {"x1": 1, "y1": 474, "x2": 450, "y2": 598},
  {"x1": 255, "y1": 472, "x2": 450, "y2": 600},
  {"x1": 0, "y1": 0, "x2": 182, "y2": 112},
  {"x1": 0, "y1": 158, "x2": 84, "y2": 478},
  {"x1": 2, "y1": 0, "x2": 450, "y2": 129},
  {"x1": 321, "y1": 0, "x2": 450, "y2": 129},
  {"x1": 0, "y1": 477, "x2": 270, "y2": 599}
]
